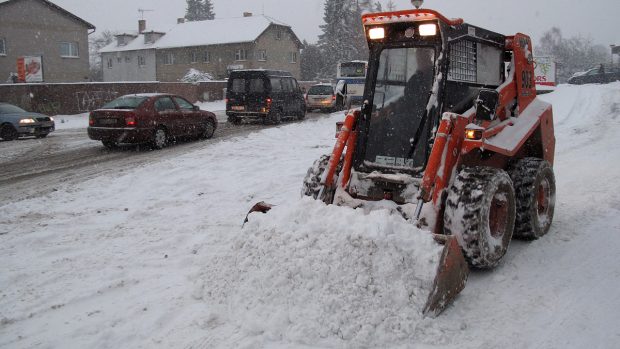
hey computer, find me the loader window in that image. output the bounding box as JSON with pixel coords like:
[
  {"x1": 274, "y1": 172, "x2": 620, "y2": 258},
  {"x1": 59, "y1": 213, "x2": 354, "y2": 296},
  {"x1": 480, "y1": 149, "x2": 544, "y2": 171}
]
[{"x1": 365, "y1": 47, "x2": 436, "y2": 171}]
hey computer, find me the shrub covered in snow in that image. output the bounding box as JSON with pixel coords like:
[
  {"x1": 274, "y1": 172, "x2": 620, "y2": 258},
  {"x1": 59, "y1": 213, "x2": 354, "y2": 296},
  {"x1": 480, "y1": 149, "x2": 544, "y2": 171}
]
[{"x1": 180, "y1": 68, "x2": 214, "y2": 83}]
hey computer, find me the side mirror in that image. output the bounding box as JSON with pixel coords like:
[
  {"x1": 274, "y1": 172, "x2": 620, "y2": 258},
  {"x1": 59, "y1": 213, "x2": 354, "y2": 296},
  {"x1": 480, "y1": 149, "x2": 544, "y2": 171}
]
[
  {"x1": 475, "y1": 89, "x2": 499, "y2": 121},
  {"x1": 192, "y1": 105, "x2": 200, "y2": 111}
]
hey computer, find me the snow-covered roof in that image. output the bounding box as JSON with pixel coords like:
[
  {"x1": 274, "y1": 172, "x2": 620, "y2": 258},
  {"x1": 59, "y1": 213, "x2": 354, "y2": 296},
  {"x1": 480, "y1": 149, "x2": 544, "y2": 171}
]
[
  {"x1": 100, "y1": 15, "x2": 299, "y2": 54},
  {"x1": 0, "y1": 0, "x2": 95, "y2": 29},
  {"x1": 100, "y1": 34, "x2": 158, "y2": 53}
]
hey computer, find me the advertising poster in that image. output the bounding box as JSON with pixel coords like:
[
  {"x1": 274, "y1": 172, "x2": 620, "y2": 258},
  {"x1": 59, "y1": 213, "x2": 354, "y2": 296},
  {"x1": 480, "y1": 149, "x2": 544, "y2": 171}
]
[
  {"x1": 534, "y1": 56, "x2": 556, "y2": 87},
  {"x1": 17, "y1": 56, "x2": 44, "y2": 82}
]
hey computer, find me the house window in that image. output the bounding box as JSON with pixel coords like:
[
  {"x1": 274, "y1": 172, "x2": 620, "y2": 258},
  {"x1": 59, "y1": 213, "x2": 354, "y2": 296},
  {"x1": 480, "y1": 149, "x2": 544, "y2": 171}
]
[
  {"x1": 289, "y1": 51, "x2": 297, "y2": 63},
  {"x1": 60, "y1": 42, "x2": 79, "y2": 57},
  {"x1": 0, "y1": 38, "x2": 5, "y2": 55},
  {"x1": 117, "y1": 57, "x2": 122, "y2": 63},
  {"x1": 125, "y1": 56, "x2": 131, "y2": 63},
  {"x1": 191, "y1": 51, "x2": 198, "y2": 63},
  {"x1": 203, "y1": 51, "x2": 211, "y2": 63},
  {"x1": 164, "y1": 53, "x2": 175, "y2": 65},
  {"x1": 138, "y1": 56, "x2": 145, "y2": 66},
  {"x1": 275, "y1": 30, "x2": 282, "y2": 40},
  {"x1": 257, "y1": 49, "x2": 267, "y2": 61},
  {"x1": 107, "y1": 58, "x2": 113, "y2": 69},
  {"x1": 235, "y1": 49, "x2": 247, "y2": 61}
]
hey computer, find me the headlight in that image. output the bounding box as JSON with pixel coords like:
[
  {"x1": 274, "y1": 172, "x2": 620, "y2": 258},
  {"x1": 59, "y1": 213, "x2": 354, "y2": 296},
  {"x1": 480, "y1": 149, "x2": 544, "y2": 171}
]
[
  {"x1": 49, "y1": 117, "x2": 54, "y2": 121},
  {"x1": 368, "y1": 27, "x2": 385, "y2": 40},
  {"x1": 19, "y1": 118, "x2": 36, "y2": 124},
  {"x1": 418, "y1": 23, "x2": 437, "y2": 36}
]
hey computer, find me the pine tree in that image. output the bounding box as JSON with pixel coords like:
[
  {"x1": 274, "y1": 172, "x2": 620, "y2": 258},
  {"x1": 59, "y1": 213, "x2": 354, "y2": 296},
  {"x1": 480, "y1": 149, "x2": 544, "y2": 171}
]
[
  {"x1": 317, "y1": 0, "x2": 369, "y2": 78},
  {"x1": 185, "y1": 0, "x2": 215, "y2": 22},
  {"x1": 300, "y1": 41, "x2": 325, "y2": 81}
]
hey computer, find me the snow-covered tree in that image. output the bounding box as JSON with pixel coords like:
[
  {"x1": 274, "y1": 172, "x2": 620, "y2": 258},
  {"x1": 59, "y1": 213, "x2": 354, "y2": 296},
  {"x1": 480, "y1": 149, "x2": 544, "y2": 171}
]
[
  {"x1": 535, "y1": 27, "x2": 610, "y2": 82},
  {"x1": 317, "y1": 0, "x2": 369, "y2": 78},
  {"x1": 185, "y1": 0, "x2": 215, "y2": 21},
  {"x1": 180, "y1": 68, "x2": 214, "y2": 82},
  {"x1": 300, "y1": 41, "x2": 325, "y2": 81},
  {"x1": 88, "y1": 30, "x2": 116, "y2": 81}
]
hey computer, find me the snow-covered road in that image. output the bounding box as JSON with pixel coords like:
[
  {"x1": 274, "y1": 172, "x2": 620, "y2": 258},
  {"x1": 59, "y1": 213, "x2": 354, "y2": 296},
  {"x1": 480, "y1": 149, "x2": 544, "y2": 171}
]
[{"x1": 1, "y1": 83, "x2": 619, "y2": 348}]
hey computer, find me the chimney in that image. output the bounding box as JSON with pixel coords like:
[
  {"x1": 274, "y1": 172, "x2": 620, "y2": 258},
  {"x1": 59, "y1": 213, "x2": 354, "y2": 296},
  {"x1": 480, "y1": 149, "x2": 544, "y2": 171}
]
[
  {"x1": 177, "y1": 18, "x2": 185, "y2": 24},
  {"x1": 138, "y1": 19, "x2": 146, "y2": 33},
  {"x1": 243, "y1": 12, "x2": 252, "y2": 17}
]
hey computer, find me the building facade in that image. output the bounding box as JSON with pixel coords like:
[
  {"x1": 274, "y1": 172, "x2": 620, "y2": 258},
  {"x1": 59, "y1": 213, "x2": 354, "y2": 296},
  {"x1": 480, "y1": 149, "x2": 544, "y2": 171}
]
[
  {"x1": 0, "y1": 0, "x2": 95, "y2": 83},
  {"x1": 101, "y1": 30, "x2": 161, "y2": 82},
  {"x1": 100, "y1": 14, "x2": 303, "y2": 82}
]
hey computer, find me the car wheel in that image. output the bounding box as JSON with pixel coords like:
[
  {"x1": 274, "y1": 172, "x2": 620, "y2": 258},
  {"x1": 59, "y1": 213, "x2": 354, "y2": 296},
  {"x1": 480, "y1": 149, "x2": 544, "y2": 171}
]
[
  {"x1": 297, "y1": 105, "x2": 306, "y2": 120},
  {"x1": 102, "y1": 140, "x2": 118, "y2": 149},
  {"x1": 201, "y1": 120, "x2": 215, "y2": 139},
  {"x1": 0, "y1": 124, "x2": 19, "y2": 141},
  {"x1": 335, "y1": 95, "x2": 344, "y2": 111},
  {"x1": 267, "y1": 109, "x2": 282, "y2": 125},
  {"x1": 227, "y1": 116, "x2": 241, "y2": 125},
  {"x1": 152, "y1": 127, "x2": 168, "y2": 149}
]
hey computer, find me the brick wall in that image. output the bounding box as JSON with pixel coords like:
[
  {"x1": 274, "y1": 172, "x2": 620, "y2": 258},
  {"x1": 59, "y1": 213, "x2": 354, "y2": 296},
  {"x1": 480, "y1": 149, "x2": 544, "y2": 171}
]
[{"x1": 0, "y1": 81, "x2": 227, "y2": 115}]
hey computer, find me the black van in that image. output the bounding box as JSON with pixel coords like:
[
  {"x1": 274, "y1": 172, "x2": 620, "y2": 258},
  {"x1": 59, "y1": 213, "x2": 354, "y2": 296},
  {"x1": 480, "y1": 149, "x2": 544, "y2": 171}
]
[{"x1": 226, "y1": 70, "x2": 306, "y2": 124}]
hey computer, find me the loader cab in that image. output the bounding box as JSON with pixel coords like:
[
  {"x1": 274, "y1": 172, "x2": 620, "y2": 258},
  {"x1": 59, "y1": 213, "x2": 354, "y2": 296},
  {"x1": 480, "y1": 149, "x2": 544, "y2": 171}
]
[{"x1": 354, "y1": 10, "x2": 506, "y2": 177}]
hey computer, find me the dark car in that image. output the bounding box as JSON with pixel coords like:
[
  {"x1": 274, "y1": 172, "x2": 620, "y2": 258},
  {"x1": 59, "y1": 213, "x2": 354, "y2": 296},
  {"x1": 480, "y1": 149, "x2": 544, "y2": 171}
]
[
  {"x1": 568, "y1": 64, "x2": 620, "y2": 85},
  {"x1": 0, "y1": 102, "x2": 55, "y2": 141},
  {"x1": 87, "y1": 93, "x2": 217, "y2": 149},
  {"x1": 226, "y1": 69, "x2": 306, "y2": 124}
]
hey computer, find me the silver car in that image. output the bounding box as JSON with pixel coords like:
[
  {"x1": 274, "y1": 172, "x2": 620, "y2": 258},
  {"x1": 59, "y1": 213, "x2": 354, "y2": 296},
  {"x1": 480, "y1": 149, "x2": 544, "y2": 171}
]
[
  {"x1": 0, "y1": 102, "x2": 55, "y2": 141},
  {"x1": 305, "y1": 84, "x2": 345, "y2": 112}
]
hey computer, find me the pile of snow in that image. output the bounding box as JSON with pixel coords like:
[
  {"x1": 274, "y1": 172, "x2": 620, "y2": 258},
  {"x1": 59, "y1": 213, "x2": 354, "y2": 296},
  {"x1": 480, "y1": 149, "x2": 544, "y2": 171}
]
[
  {"x1": 180, "y1": 68, "x2": 214, "y2": 83},
  {"x1": 199, "y1": 198, "x2": 442, "y2": 347},
  {"x1": 196, "y1": 99, "x2": 225, "y2": 112},
  {"x1": 52, "y1": 112, "x2": 89, "y2": 130},
  {"x1": 2, "y1": 82, "x2": 620, "y2": 348}
]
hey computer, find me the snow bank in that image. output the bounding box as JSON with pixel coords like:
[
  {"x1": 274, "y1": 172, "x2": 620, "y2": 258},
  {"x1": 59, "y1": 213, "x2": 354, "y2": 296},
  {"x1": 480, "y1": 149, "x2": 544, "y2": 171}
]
[
  {"x1": 52, "y1": 112, "x2": 89, "y2": 130},
  {"x1": 198, "y1": 198, "x2": 443, "y2": 348}
]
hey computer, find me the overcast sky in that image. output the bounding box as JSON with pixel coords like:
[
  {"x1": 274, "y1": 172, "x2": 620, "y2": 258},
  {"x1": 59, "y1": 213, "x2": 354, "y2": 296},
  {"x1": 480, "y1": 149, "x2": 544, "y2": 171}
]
[{"x1": 52, "y1": 0, "x2": 619, "y2": 48}]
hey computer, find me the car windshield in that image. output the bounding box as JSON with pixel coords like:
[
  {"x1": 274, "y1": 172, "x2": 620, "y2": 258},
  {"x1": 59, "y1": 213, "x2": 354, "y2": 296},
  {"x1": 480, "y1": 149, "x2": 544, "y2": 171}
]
[
  {"x1": 0, "y1": 104, "x2": 27, "y2": 114},
  {"x1": 101, "y1": 96, "x2": 149, "y2": 109},
  {"x1": 308, "y1": 86, "x2": 334, "y2": 95}
]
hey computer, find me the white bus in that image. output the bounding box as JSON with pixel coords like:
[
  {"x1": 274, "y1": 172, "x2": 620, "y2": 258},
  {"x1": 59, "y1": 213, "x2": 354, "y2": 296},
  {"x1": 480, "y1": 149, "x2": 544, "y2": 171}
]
[{"x1": 336, "y1": 60, "x2": 368, "y2": 104}]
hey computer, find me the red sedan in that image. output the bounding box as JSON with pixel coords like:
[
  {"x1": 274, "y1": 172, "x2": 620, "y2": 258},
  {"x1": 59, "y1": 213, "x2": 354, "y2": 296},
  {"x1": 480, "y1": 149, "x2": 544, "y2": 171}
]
[{"x1": 87, "y1": 93, "x2": 217, "y2": 149}]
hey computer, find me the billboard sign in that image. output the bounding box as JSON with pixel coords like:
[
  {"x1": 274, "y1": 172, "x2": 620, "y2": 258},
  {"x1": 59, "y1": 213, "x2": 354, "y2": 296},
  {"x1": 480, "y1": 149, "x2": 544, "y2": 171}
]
[
  {"x1": 17, "y1": 56, "x2": 44, "y2": 82},
  {"x1": 534, "y1": 56, "x2": 556, "y2": 87}
]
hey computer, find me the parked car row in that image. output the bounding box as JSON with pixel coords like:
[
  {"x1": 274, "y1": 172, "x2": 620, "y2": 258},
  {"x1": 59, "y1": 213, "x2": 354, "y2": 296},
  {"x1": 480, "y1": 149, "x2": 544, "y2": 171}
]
[{"x1": 2, "y1": 69, "x2": 345, "y2": 147}]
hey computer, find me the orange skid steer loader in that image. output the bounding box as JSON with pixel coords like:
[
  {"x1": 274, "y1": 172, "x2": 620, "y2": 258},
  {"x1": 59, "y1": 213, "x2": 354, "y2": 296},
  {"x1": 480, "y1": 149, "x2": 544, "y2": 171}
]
[{"x1": 250, "y1": 8, "x2": 556, "y2": 315}]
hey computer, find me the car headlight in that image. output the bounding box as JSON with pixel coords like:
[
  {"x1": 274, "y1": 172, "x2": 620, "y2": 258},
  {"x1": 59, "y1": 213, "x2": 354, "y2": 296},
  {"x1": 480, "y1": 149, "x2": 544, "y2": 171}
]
[
  {"x1": 49, "y1": 117, "x2": 54, "y2": 122},
  {"x1": 19, "y1": 118, "x2": 36, "y2": 124}
]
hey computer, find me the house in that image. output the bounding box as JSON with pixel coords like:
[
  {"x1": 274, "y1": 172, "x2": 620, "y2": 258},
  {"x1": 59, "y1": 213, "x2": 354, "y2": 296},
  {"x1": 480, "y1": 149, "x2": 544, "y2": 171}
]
[
  {"x1": 0, "y1": 0, "x2": 95, "y2": 83},
  {"x1": 98, "y1": 18, "x2": 161, "y2": 82},
  {"x1": 100, "y1": 13, "x2": 303, "y2": 82}
]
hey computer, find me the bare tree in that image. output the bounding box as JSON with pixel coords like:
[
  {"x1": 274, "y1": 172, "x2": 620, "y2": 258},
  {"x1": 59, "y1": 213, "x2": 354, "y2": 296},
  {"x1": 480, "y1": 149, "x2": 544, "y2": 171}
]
[
  {"x1": 88, "y1": 30, "x2": 116, "y2": 81},
  {"x1": 536, "y1": 27, "x2": 610, "y2": 82}
]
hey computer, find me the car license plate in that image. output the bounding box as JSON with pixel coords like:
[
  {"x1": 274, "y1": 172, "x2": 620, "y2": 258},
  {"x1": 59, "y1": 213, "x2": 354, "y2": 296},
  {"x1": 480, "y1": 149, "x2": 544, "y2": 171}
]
[
  {"x1": 99, "y1": 118, "x2": 117, "y2": 125},
  {"x1": 231, "y1": 106, "x2": 245, "y2": 111}
]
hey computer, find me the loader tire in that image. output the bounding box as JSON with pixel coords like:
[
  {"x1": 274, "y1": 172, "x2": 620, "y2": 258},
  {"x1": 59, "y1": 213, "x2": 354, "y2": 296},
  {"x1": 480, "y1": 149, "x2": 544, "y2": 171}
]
[
  {"x1": 509, "y1": 158, "x2": 556, "y2": 240},
  {"x1": 301, "y1": 154, "x2": 343, "y2": 204},
  {"x1": 444, "y1": 166, "x2": 516, "y2": 269}
]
